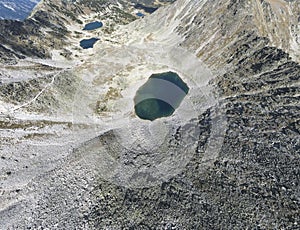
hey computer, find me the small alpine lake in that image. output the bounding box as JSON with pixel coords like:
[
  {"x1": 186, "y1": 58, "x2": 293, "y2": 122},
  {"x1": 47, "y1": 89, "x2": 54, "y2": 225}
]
[
  {"x1": 83, "y1": 21, "x2": 103, "y2": 30},
  {"x1": 80, "y1": 38, "x2": 99, "y2": 49},
  {"x1": 134, "y1": 71, "x2": 189, "y2": 121},
  {"x1": 136, "y1": 12, "x2": 145, "y2": 17}
]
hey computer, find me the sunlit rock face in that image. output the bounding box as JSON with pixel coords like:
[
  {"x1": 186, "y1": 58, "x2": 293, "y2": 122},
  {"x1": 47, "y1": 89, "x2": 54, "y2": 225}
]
[{"x1": 0, "y1": 0, "x2": 299, "y2": 229}]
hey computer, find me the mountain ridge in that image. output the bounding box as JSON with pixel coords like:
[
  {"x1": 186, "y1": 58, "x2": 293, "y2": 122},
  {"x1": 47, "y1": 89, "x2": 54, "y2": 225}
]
[{"x1": 0, "y1": 0, "x2": 299, "y2": 229}]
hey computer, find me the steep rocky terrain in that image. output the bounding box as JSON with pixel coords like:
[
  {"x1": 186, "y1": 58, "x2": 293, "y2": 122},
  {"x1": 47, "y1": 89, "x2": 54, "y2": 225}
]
[
  {"x1": 0, "y1": 0, "x2": 299, "y2": 229},
  {"x1": 0, "y1": 0, "x2": 39, "y2": 20}
]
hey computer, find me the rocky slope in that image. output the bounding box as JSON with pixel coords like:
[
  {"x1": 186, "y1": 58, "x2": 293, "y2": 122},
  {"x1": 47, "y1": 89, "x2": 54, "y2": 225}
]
[
  {"x1": 0, "y1": 0, "x2": 39, "y2": 20},
  {"x1": 0, "y1": 0, "x2": 133, "y2": 62},
  {"x1": 0, "y1": 0, "x2": 175, "y2": 62},
  {"x1": 0, "y1": 0, "x2": 299, "y2": 229}
]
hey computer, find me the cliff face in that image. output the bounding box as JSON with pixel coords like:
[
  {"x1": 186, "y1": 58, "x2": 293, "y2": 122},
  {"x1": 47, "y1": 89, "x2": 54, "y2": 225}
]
[{"x1": 0, "y1": 0, "x2": 299, "y2": 229}]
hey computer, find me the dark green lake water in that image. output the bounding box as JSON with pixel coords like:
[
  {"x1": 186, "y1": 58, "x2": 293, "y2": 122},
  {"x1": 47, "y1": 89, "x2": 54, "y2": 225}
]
[{"x1": 134, "y1": 72, "x2": 189, "y2": 121}]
